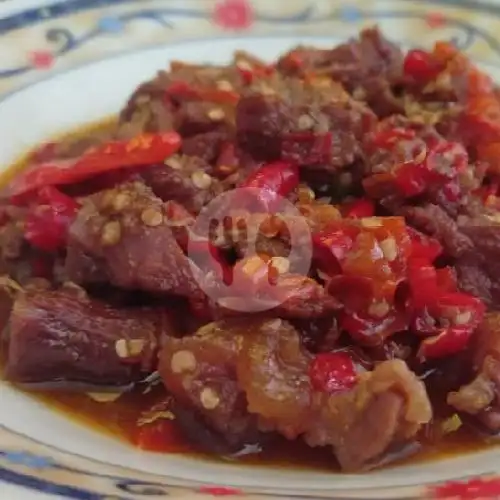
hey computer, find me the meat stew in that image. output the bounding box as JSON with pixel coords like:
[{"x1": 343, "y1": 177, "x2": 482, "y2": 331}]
[{"x1": 2, "y1": 27, "x2": 500, "y2": 473}]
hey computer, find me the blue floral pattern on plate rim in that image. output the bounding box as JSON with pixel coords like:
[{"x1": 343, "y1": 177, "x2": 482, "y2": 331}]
[{"x1": 2, "y1": 0, "x2": 500, "y2": 498}]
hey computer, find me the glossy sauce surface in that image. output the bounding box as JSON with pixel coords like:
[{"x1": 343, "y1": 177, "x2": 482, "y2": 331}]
[{"x1": 1, "y1": 120, "x2": 498, "y2": 472}]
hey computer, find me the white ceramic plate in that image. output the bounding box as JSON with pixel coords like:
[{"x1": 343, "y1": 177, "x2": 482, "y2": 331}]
[{"x1": 3, "y1": 1, "x2": 500, "y2": 499}]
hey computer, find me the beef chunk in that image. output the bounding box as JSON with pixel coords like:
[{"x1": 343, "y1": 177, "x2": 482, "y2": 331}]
[
  {"x1": 277, "y1": 27, "x2": 404, "y2": 117},
  {"x1": 139, "y1": 155, "x2": 223, "y2": 213},
  {"x1": 236, "y1": 76, "x2": 376, "y2": 172},
  {"x1": 448, "y1": 313, "x2": 500, "y2": 432},
  {"x1": 66, "y1": 182, "x2": 201, "y2": 298},
  {"x1": 161, "y1": 318, "x2": 432, "y2": 471},
  {"x1": 5, "y1": 288, "x2": 170, "y2": 387},
  {"x1": 159, "y1": 319, "x2": 261, "y2": 451}
]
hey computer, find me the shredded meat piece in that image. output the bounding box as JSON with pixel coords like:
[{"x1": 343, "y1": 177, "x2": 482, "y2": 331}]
[
  {"x1": 6, "y1": 287, "x2": 169, "y2": 387},
  {"x1": 159, "y1": 319, "x2": 261, "y2": 451},
  {"x1": 160, "y1": 318, "x2": 432, "y2": 471},
  {"x1": 66, "y1": 182, "x2": 201, "y2": 298},
  {"x1": 447, "y1": 314, "x2": 500, "y2": 431},
  {"x1": 236, "y1": 76, "x2": 376, "y2": 172},
  {"x1": 139, "y1": 155, "x2": 223, "y2": 213}
]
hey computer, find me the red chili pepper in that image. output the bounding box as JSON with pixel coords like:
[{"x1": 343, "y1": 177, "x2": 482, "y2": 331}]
[
  {"x1": 407, "y1": 227, "x2": 443, "y2": 263},
  {"x1": 24, "y1": 186, "x2": 79, "y2": 251},
  {"x1": 313, "y1": 227, "x2": 357, "y2": 277},
  {"x1": 342, "y1": 198, "x2": 375, "y2": 218},
  {"x1": 327, "y1": 275, "x2": 376, "y2": 312},
  {"x1": 8, "y1": 133, "x2": 181, "y2": 197},
  {"x1": 435, "y1": 267, "x2": 457, "y2": 292},
  {"x1": 417, "y1": 292, "x2": 485, "y2": 359},
  {"x1": 407, "y1": 260, "x2": 439, "y2": 309},
  {"x1": 240, "y1": 161, "x2": 299, "y2": 211},
  {"x1": 368, "y1": 127, "x2": 417, "y2": 151},
  {"x1": 417, "y1": 326, "x2": 473, "y2": 360},
  {"x1": 403, "y1": 49, "x2": 442, "y2": 82},
  {"x1": 309, "y1": 352, "x2": 357, "y2": 394},
  {"x1": 393, "y1": 161, "x2": 430, "y2": 197},
  {"x1": 431, "y1": 292, "x2": 485, "y2": 323}
]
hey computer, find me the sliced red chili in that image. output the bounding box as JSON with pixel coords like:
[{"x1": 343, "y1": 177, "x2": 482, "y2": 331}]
[
  {"x1": 407, "y1": 227, "x2": 443, "y2": 263},
  {"x1": 417, "y1": 326, "x2": 473, "y2": 360},
  {"x1": 368, "y1": 127, "x2": 417, "y2": 151},
  {"x1": 313, "y1": 226, "x2": 357, "y2": 277},
  {"x1": 407, "y1": 260, "x2": 439, "y2": 309},
  {"x1": 24, "y1": 186, "x2": 79, "y2": 252},
  {"x1": 342, "y1": 198, "x2": 375, "y2": 218},
  {"x1": 327, "y1": 275, "x2": 375, "y2": 312},
  {"x1": 309, "y1": 352, "x2": 357, "y2": 394},
  {"x1": 240, "y1": 161, "x2": 299, "y2": 211},
  {"x1": 8, "y1": 132, "x2": 182, "y2": 197},
  {"x1": 431, "y1": 292, "x2": 485, "y2": 325},
  {"x1": 403, "y1": 49, "x2": 442, "y2": 83},
  {"x1": 435, "y1": 267, "x2": 457, "y2": 292}
]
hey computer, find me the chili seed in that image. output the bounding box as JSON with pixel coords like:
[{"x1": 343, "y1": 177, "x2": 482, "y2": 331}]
[
  {"x1": 455, "y1": 311, "x2": 472, "y2": 325},
  {"x1": 165, "y1": 155, "x2": 183, "y2": 169},
  {"x1": 171, "y1": 350, "x2": 197, "y2": 374},
  {"x1": 360, "y1": 217, "x2": 383, "y2": 228},
  {"x1": 368, "y1": 300, "x2": 390, "y2": 318},
  {"x1": 115, "y1": 338, "x2": 145, "y2": 358},
  {"x1": 216, "y1": 79, "x2": 234, "y2": 91},
  {"x1": 200, "y1": 387, "x2": 220, "y2": 410},
  {"x1": 101, "y1": 220, "x2": 122, "y2": 246},
  {"x1": 87, "y1": 392, "x2": 123, "y2": 403},
  {"x1": 141, "y1": 208, "x2": 163, "y2": 227},
  {"x1": 113, "y1": 193, "x2": 130, "y2": 211},
  {"x1": 297, "y1": 114, "x2": 315, "y2": 130},
  {"x1": 207, "y1": 108, "x2": 225, "y2": 121},
  {"x1": 191, "y1": 171, "x2": 212, "y2": 189},
  {"x1": 269, "y1": 256, "x2": 290, "y2": 274},
  {"x1": 236, "y1": 60, "x2": 252, "y2": 72},
  {"x1": 380, "y1": 237, "x2": 398, "y2": 262}
]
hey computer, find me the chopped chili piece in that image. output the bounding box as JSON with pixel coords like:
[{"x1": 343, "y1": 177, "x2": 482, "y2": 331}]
[
  {"x1": 407, "y1": 227, "x2": 443, "y2": 263},
  {"x1": 240, "y1": 161, "x2": 299, "y2": 211},
  {"x1": 403, "y1": 49, "x2": 442, "y2": 82},
  {"x1": 309, "y1": 352, "x2": 357, "y2": 393},
  {"x1": 342, "y1": 198, "x2": 375, "y2": 218},
  {"x1": 24, "y1": 186, "x2": 79, "y2": 252},
  {"x1": 8, "y1": 132, "x2": 181, "y2": 197}
]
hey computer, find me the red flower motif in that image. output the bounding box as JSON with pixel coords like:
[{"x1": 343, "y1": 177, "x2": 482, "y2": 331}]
[
  {"x1": 425, "y1": 12, "x2": 446, "y2": 28},
  {"x1": 213, "y1": 0, "x2": 254, "y2": 30},
  {"x1": 198, "y1": 485, "x2": 244, "y2": 496},
  {"x1": 29, "y1": 50, "x2": 54, "y2": 69},
  {"x1": 431, "y1": 477, "x2": 500, "y2": 499}
]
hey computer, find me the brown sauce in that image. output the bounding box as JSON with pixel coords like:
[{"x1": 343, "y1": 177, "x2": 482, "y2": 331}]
[{"x1": 1, "y1": 119, "x2": 499, "y2": 472}]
